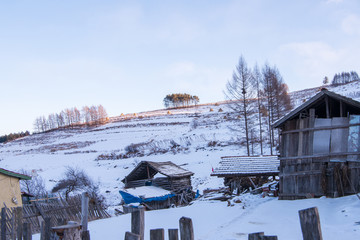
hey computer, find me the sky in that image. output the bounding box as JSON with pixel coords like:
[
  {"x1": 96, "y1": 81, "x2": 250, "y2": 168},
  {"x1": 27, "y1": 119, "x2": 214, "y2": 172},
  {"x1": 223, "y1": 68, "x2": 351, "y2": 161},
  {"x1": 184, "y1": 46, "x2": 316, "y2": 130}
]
[{"x1": 0, "y1": 0, "x2": 359, "y2": 135}]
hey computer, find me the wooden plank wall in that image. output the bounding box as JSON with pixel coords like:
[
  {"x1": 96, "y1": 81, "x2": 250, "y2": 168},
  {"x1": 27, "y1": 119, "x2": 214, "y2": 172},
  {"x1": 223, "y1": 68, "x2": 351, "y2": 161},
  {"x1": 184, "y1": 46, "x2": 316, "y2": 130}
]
[{"x1": 279, "y1": 113, "x2": 360, "y2": 200}]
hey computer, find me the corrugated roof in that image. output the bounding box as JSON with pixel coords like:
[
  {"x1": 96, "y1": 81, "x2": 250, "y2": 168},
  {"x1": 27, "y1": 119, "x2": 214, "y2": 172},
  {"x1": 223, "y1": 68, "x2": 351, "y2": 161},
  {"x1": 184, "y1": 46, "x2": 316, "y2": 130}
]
[
  {"x1": 0, "y1": 168, "x2": 31, "y2": 180},
  {"x1": 211, "y1": 155, "x2": 279, "y2": 177}
]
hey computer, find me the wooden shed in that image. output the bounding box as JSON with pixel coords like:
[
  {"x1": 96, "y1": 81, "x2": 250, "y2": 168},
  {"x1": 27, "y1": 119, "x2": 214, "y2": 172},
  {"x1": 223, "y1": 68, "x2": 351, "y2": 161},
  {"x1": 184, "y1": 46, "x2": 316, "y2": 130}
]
[
  {"x1": 273, "y1": 89, "x2": 360, "y2": 200},
  {"x1": 0, "y1": 168, "x2": 31, "y2": 208},
  {"x1": 211, "y1": 156, "x2": 279, "y2": 193},
  {"x1": 122, "y1": 161, "x2": 194, "y2": 193}
]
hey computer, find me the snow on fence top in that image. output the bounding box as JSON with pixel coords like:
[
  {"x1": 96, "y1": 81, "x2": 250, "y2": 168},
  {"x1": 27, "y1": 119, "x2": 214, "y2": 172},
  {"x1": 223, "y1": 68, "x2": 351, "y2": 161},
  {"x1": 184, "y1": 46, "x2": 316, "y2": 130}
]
[{"x1": 211, "y1": 155, "x2": 280, "y2": 177}]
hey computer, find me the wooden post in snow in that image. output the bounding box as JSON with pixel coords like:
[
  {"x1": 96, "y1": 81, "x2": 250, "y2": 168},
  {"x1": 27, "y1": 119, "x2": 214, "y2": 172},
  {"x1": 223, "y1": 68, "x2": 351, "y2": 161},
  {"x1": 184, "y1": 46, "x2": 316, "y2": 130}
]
[
  {"x1": 299, "y1": 207, "x2": 323, "y2": 240},
  {"x1": 168, "y1": 229, "x2": 179, "y2": 240},
  {"x1": 1, "y1": 208, "x2": 6, "y2": 240},
  {"x1": 131, "y1": 206, "x2": 144, "y2": 240},
  {"x1": 15, "y1": 207, "x2": 23, "y2": 240},
  {"x1": 81, "y1": 192, "x2": 90, "y2": 240},
  {"x1": 41, "y1": 217, "x2": 51, "y2": 240},
  {"x1": 248, "y1": 232, "x2": 264, "y2": 240},
  {"x1": 179, "y1": 217, "x2": 194, "y2": 240},
  {"x1": 150, "y1": 228, "x2": 165, "y2": 240},
  {"x1": 124, "y1": 231, "x2": 140, "y2": 240},
  {"x1": 260, "y1": 236, "x2": 278, "y2": 240},
  {"x1": 23, "y1": 222, "x2": 32, "y2": 240}
]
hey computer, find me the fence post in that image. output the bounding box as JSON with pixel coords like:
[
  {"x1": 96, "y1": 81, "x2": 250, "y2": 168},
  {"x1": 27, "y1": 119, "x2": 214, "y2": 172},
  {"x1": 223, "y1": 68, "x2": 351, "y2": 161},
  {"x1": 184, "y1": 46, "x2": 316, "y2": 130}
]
[
  {"x1": 23, "y1": 222, "x2": 32, "y2": 240},
  {"x1": 41, "y1": 217, "x2": 51, "y2": 240},
  {"x1": 248, "y1": 232, "x2": 264, "y2": 240},
  {"x1": 1, "y1": 208, "x2": 6, "y2": 240},
  {"x1": 179, "y1": 217, "x2": 194, "y2": 240},
  {"x1": 299, "y1": 207, "x2": 323, "y2": 240},
  {"x1": 150, "y1": 229, "x2": 164, "y2": 240},
  {"x1": 81, "y1": 192, "x2": 90, "y2": 240},
  {"x1": 15, "y1": 207, "x2": 23, "y2": 240},
  {"x1": 260, "y1": 236, "x2": 278, "y2": 240},
  {"x1": 168, "y1": 229, "x2": 179, "y2": 240},
  {"x1": 124, "y1": 231, "x2": 140, "y2": 240},
  {"x1": 131, "y1": 206, "x2": 144, "y2": 240}
]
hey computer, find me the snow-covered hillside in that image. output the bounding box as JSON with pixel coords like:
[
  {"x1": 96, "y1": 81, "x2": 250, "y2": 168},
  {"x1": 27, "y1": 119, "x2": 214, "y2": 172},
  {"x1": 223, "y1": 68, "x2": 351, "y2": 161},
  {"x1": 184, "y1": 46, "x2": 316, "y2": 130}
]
[{"x1": 1, "y1": 81, "x2": 360, "y2": 239}]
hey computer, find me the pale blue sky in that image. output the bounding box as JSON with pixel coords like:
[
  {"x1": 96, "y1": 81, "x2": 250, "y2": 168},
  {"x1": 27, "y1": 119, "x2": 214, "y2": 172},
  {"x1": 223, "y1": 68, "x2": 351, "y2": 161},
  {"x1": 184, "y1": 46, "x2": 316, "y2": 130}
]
[{"x1": 1, "y1": 0, "x2": 359, "y2": 135}]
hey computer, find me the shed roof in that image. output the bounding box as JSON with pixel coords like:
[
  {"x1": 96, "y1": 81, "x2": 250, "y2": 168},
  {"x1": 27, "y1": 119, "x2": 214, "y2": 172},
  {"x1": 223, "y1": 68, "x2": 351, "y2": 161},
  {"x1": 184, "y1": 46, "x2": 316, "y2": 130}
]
[
  {"x1": 122, "y1": 161, "x2": 194, "y2": 183},
  {"x1": 273, "y1": 89, "x2": 360, "y2": 128},
  {"x1": 211, "y1": 155, "x2": 280, "y2": 177},
  {"x1": 0, "y1": 168, "x2": 31, "y2": 180}
]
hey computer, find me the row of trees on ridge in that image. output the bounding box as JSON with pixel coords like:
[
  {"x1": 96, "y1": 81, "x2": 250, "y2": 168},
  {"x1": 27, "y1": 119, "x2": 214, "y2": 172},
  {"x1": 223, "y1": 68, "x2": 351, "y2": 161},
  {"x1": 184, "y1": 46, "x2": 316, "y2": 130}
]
[
  {"x1": 163, "y1": 93, "x2": 199, "y2": 108},
  {"x1": 0, "y1": 131, "x2": 30, "y2": 143},
  {"x1": 33, "y1": 105, "x2": 108, "y2": 133},
  {"x1": 331, "y1": 71, "x2": 359, "y2": 85},
  {"x1": 225, "y1": 55, "x2": 292, "y2": 156}
]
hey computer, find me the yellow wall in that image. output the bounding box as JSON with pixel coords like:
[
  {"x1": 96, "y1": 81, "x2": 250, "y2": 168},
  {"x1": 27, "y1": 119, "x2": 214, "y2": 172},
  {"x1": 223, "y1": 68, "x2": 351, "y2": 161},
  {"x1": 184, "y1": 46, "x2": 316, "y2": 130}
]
[{"x1": 0, "y1": 173, "x2": 23, "y2": 209}]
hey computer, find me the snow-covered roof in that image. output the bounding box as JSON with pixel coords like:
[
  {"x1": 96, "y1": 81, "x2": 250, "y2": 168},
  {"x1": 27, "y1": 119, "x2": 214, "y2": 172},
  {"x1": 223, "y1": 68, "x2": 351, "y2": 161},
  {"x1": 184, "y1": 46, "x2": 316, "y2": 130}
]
[
  {"x1": 122, "y1": 186, "x2": 172, "y2": 199},
  {"x1": 123, "y1": 161, "x2": 194, "y2": 183},
  {"x1": 211, "y1": 155, "x2": 279, "y2": 177}
]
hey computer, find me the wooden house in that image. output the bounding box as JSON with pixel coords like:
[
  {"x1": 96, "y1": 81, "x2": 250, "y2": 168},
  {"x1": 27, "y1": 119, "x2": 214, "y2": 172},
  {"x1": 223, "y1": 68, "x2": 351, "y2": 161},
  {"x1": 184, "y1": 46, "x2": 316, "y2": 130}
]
[
  {"x1": 211, "y1": 155, "x2": 279, "y2": 193},
  {"x1": 0, "y1": 168, "x2": 31, "y2": 208},
  {"x1": 121, "y1": 161, "x2": 194, "y2": 209},
  {"x1": 273, "y1": 89, "x2": 360, "y2": 200}
]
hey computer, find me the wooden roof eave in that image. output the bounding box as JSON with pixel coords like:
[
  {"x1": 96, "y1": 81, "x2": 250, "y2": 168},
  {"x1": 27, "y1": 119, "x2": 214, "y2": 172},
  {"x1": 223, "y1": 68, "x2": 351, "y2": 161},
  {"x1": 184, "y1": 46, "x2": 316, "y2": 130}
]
[
  {"x1": 211, "y1": 172, "x2": 279, "y2": 178},
  {"x1": 0, "y1": 168, "x2": 31, "y2": 180},
  {"x1": 273, "y1": 89, "x2": 360, "y2": 128}
]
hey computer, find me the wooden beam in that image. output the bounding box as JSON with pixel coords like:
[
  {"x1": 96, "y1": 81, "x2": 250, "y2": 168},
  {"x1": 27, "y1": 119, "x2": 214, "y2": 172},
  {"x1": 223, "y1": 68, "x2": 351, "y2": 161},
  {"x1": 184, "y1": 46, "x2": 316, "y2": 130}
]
[
  {"x1": 340, "y1": 100, "x2": 343, "y2": 117},
  {"x1": 325, "y1": 96, "x2": 330, "y2": 118},
  {"x1": 281, "y1": 122, "x2": 360, "y2": 135}
]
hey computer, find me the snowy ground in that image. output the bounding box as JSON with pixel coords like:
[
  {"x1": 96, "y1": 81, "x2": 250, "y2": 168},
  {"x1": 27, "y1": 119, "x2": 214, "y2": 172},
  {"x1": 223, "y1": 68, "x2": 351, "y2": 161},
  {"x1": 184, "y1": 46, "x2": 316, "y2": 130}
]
[
  {"x1": 32, "y1": 194, "x2": 360, "y2": 240},
  {"x1": 2, "y1": 81, "x2": 360, "y2": 239}
]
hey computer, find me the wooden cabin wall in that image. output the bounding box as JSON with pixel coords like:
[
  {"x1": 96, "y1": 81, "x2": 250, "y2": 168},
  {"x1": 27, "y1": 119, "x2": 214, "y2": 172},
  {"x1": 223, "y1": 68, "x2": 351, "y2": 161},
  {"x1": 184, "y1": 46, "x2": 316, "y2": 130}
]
[
  {"x1": 125, "y1": 177, "x2": 192, "y2": 193},
  {"x1": 279, "y1": 158, "x2": 324, "y2": 200},
  {"x1": 153, "y1": 177, "x2": 172, "y2": 190},
  {"x1": 279, "y1": 113, "x2": 360, "y2": 200},
  {"x1": 170, "y1": 177, "x2": 192, "y2": 192}
]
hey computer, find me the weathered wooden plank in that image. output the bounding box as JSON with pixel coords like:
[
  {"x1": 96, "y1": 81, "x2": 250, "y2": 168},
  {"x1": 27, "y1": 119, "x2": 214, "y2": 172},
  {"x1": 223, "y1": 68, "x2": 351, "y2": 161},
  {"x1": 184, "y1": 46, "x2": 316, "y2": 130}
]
[
  {"x1": 124, "y1": 231, "x2": 140, "y2": 240},
  {"x1": 260, "y1": 236, "x2": 278, "y2": 240},
  {"x1": 150, "y1": 228, "x2": 165, "y2": 240},
  {"x1": 1, "y1": 208, "x2": 6, "y2": 240},
  {"x1": 81, "y1": 192, "x2": 89, "y2": 232},
  {"x1": 168, "y1": 229, "x2": 179, "y2": 240},
  {"x1": 179, "y1": 217, "x2": 194, "y2": 240},
  {"x1": 23, "y1": 222, "x2": 32, "y2": 240},
  {"x1": 248, "y1": 232, "x2": 264, "y2": 240},
  {"x1": 299, "y1": 207, "x2": 323, "y2": 240},
  {"x1": 131, "y1": 206, "x2": 144, "y2": 240},
  {"x1": 16, "y1": 207, "x2": 23, "y2": 240}
]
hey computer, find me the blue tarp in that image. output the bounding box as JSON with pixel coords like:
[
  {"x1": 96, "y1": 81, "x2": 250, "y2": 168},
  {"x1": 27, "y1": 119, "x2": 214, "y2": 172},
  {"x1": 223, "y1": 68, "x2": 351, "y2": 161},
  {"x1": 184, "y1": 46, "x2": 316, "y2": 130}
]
[{"x1": 119, "y1": 190, "x2": 175, "y2": 204}]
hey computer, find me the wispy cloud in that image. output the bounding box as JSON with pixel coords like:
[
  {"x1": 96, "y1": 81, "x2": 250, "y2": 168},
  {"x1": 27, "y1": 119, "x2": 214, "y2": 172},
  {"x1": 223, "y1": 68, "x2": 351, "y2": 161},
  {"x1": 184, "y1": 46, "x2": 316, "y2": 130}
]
[{"x1": 342, "y1": 14, "x2": 360, "y2": 35}]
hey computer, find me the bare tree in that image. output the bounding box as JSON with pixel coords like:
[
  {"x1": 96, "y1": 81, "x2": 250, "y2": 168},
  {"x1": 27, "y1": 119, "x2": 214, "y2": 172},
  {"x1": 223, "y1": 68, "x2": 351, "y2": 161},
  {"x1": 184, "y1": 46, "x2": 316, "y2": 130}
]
[
  {"x1": 20, "y1": 170, "x2": 48, "y2": 198},
  {"x1": 97, "y1": 105, "x2": 108, "y2": 124},
  {"x1": 225, "y1": 56, "x2": 255, "y2": 156},
  {"x1": 51, "y1": 166, "x2": 101, "y2": 201},
  {"x1": 262, "y1": 64, "x2": 292, "y2": 154},
  {"x1": 253, "y1": 64, "x2": 264, "y2": 155}
]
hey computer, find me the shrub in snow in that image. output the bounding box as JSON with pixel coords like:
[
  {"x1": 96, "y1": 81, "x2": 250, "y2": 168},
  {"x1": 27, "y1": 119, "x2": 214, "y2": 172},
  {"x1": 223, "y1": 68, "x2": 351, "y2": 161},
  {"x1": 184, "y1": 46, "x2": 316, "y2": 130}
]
[{"x1": 51, "y1": 166, "x2": 105, "y2": 206}]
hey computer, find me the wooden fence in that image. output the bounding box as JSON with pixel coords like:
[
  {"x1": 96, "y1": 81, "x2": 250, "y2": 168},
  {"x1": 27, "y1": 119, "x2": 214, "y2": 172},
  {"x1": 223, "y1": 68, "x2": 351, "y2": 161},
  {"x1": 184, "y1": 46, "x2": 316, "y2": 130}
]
[
  {"x1": 0, "y1": 193, "x2": 110, "y2": 239},
  {"x1": 124, "y1": 206, "x2": 324, "y2": 240}
]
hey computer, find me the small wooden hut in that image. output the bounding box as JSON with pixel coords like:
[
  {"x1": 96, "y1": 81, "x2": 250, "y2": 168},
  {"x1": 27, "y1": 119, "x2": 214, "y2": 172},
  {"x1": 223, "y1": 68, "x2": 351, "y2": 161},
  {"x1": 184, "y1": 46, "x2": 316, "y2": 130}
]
[
  {"x1": 211, "y1": 156, "x2": 279, "y2": 192},
  {"x1": 122, "y1": 161, "x2": 194, "y2": 192},
  {"x1": 121, "y1": 161, "x2": 194, "y2": 209},
  {"x1": 273, "y1": 89, "x2": 360, "y2": 200}
]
